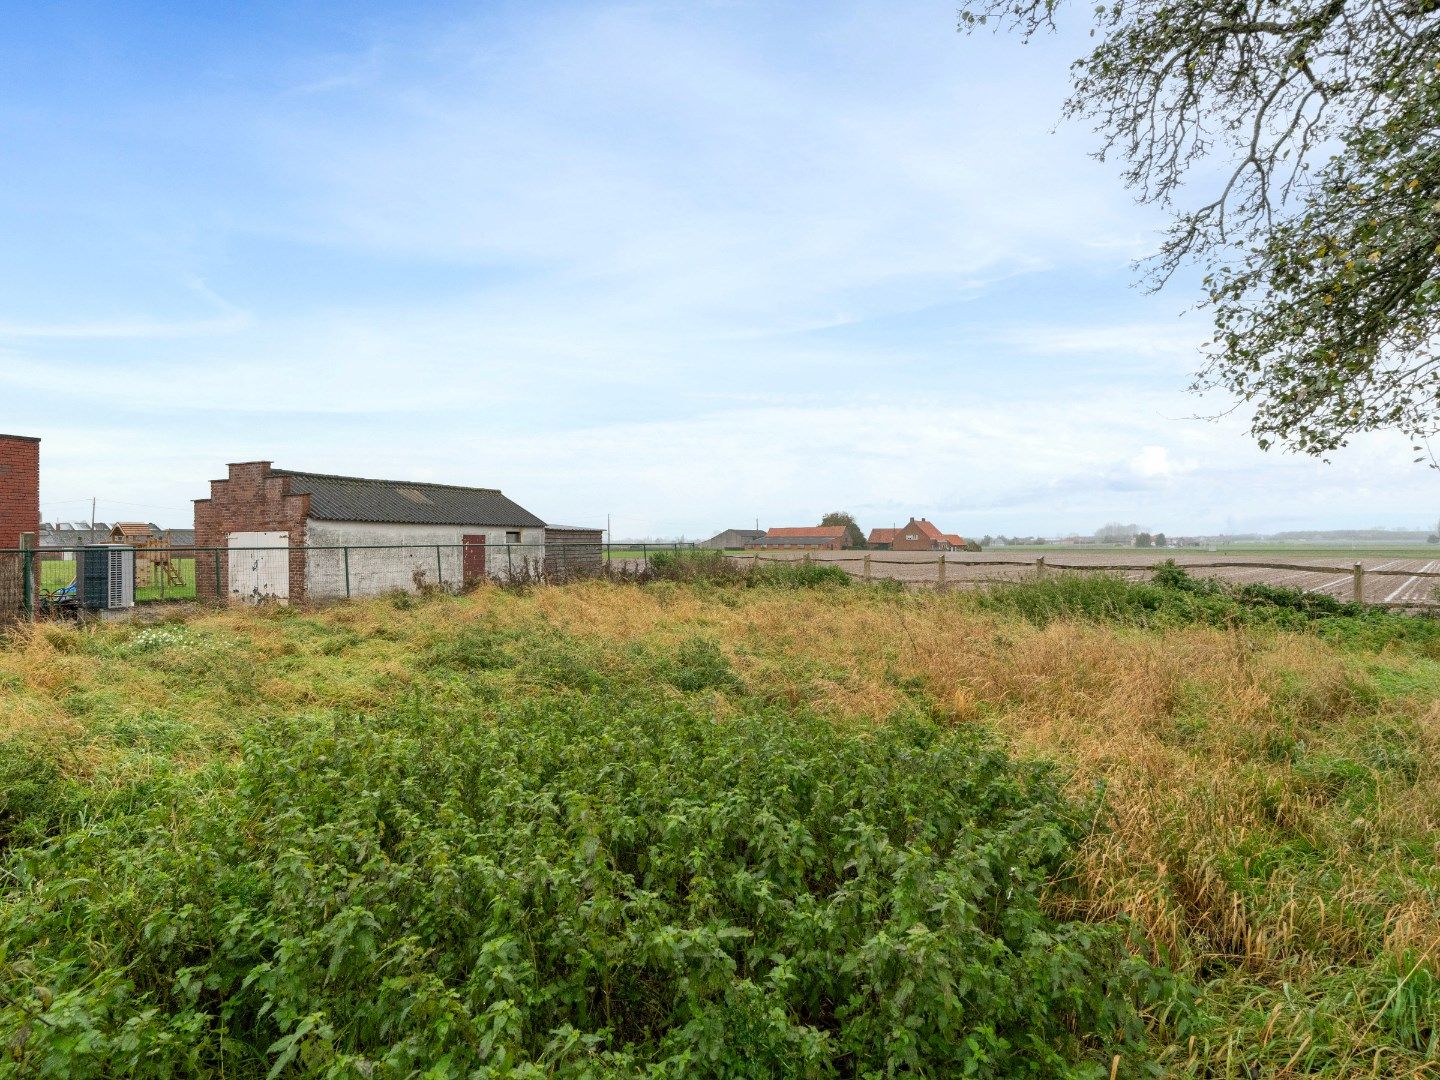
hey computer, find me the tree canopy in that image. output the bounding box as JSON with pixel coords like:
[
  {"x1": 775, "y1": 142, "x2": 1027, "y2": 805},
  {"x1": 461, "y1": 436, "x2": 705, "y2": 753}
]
[
  {"x1": 960, "y1": 0, "x2": 1440, "y2": 459},
  {"x1": 820, "y1": 511, "x2": 868, "y2": 549}
]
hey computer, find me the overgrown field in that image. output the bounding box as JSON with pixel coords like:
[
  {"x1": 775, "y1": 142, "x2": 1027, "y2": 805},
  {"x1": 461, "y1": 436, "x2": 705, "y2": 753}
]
[{"x1": 2, "y1": 568, "x2": 1439, "y2": 1076}]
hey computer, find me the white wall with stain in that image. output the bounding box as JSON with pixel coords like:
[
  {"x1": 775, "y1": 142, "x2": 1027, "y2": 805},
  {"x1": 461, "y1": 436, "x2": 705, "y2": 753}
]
[{"x1": 303, "y1": 520, "x2": 546, "y2": 599}]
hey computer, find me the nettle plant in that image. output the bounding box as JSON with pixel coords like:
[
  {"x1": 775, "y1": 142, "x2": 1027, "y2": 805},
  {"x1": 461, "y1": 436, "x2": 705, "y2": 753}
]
[{"x1": 0, "y1": 688, "x2": 1186, "y2": 1077}]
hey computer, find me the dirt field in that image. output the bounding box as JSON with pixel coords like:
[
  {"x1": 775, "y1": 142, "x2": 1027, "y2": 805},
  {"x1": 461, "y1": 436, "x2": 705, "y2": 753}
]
[{"x1": 733, "y1": 550, "x2": 1440, "y2": 607}]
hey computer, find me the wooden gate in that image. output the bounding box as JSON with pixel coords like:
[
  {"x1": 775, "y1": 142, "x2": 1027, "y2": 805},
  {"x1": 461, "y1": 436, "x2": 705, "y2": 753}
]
[{"x1": 462, "y1": 535, "x2": 487, "y2": 586}]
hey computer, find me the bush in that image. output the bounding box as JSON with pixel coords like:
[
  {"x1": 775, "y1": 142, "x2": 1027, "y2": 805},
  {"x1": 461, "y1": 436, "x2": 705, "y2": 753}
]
[
  {"x1": 0, "y1": 698, "x2": 1178, "y2": 1077},
  {"x1": 977, "y1": 564, "x2": 1440, "y2": 651},
  {"x1": 646, "y1": 550, "x2": 852, "y2": 590},
  {"x1": 751, "y1": 560, "x2": 852, "y2": 589},
  {"x1": 659, "y1": 636, "x2": 740, "y2": 693},
  {"x1": 647, "y1": 549, "x2": 742, "y2": 584}
]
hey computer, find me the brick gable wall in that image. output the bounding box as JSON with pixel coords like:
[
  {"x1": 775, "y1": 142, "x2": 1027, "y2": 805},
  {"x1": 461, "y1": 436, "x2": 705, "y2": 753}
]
[
  {"x1": 0, "y1": 434, "x2": 39, "y2": 620},
  {"x1": 194, "y1": 461, "x2": 311, "y2": 602},
  {"x1": 890, "y1": 517, "x2": 942, "y2": 551},
  {"x1": 0, "y1": 434, "x2": 40, "y2": 550}
]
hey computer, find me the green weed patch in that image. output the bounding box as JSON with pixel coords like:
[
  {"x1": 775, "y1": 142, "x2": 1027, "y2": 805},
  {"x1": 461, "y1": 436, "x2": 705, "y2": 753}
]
[{"x1": 0, "y1": 697, "x2": 1174, "y2": 1077}]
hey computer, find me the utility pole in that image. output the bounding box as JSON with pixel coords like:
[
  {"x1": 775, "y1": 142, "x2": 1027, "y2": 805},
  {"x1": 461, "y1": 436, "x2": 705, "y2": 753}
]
[{"x1": 91, "y1": 497, "x2": 97, "y2": 540}]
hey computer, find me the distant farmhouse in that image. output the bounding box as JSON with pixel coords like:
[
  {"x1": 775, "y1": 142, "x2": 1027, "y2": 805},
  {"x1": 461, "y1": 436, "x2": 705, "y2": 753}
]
[
  {"x1": 194, "y1": 461, "x2": 585, "y2": 603},
  {"x1": 867, "y1": 518, "x2": 971, "y2": 552},
  {"x1": 700, "y1": 528, "x2": 765, "y2": 550},
  {"x1": 751, "y1": 526, "x2": 851, "y2": 550}
]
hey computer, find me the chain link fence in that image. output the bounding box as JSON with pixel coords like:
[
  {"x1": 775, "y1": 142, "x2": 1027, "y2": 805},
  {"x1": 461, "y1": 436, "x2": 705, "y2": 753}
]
[{"x1": 1, "y1": 541, "x2": 697, "y2": 622}]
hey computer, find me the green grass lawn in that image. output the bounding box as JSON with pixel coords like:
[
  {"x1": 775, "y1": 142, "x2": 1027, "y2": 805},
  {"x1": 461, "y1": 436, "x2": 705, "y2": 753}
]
[
  {"x1": 604, "y1": 546, "x2": 696, "y2": 560},
  {"x1": 37, "y1": 557, "x2": 196, "y2": 602},
  {"x1": 136, "y1": 558, "x2": 196, "y2": 602},
  {"x1": 38, "y1": 559, "x2": 75, "y2": 591}
]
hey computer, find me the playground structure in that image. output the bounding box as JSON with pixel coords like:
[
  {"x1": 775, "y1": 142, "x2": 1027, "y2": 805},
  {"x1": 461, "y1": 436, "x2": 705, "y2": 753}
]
[{"x1": 109, "y1": 524, "x2": 186, "y2": 589}]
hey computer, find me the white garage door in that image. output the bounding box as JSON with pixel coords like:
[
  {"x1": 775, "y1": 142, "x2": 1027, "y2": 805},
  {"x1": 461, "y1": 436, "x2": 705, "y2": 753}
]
[{"x1": 228, "y1": 531, "x2": 290, "y2": 604}]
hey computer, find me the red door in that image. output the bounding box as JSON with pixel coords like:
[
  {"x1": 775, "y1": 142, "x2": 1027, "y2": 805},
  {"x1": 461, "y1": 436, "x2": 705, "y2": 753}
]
[{"x1": 462, "y1": 535, "x2": 487, "y2": 586}]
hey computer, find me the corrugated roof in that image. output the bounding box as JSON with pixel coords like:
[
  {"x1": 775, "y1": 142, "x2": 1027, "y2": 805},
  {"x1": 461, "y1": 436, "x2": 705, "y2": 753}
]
[{"x1": 274, "y1": 470, "x2": 546, "y2": 528}]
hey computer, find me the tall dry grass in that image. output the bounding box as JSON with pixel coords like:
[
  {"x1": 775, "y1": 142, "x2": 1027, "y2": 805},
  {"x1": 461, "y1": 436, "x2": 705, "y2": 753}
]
[{"x1": 3, "y1": 579, "x2": 1438, "y2": 1071}]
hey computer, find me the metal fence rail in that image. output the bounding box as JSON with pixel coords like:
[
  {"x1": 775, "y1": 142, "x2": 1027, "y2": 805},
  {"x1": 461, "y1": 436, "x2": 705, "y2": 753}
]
[
  {"x1": 733, "y1": 551, "x2": 1440, "y2": 609},
  {"x1": 9, "y1": 543, "x2": 1431, "y2": 621},
  {"x1": 1, "y1": 542, "x2": 698, "y2": 621}
]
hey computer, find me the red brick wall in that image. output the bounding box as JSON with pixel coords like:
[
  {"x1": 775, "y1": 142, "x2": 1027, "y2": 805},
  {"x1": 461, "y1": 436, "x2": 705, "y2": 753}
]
[
  {"x1": 194, "y1": 461, "x2": 311, "y2": 602},
  {"x1": 890, "y1": 518, "x2": 943, "y2": 551},
  {"x1": 0, "y1": 434, "x2": 40, "y2": 550},
  {"x1": 0, "y1": 434, "x2": 39, "y2": 621}
]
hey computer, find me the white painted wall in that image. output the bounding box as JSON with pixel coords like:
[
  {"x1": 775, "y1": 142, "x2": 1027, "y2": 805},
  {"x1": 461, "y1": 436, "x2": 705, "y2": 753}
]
[
  {"x1": 303, "y1": 520, "x2": 546, "y2": 599},
  {"x1": 228, "y1": 531, "x2": 289, "y2": 604}
]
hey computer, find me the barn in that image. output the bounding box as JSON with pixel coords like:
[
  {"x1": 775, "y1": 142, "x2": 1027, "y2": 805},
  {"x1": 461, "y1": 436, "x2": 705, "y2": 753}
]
[
  {"x1": 752, "y1": 526, "x2": 851, "y2": 550},
  {"x1": 194, "y1": 461, "x2": 548, "y2": 603},
  {"x1": 700, "y1": 528, "x2": 765, "y2": 550}
]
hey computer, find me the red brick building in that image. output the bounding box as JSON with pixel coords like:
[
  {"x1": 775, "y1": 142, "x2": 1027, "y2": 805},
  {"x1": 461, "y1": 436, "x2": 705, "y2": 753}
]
[
  {"x1": 0, "y1": 433, "x2": 40, "y2": 620},
  {"x1": 0, "y1": 434, "x2": 40, "y2": 549},
  {"x1": 752, "y1": 526, "x2": 850, "y2": 550},
  {"x1": 867, "y1": 518, "x2": 968, "y2": 552}
]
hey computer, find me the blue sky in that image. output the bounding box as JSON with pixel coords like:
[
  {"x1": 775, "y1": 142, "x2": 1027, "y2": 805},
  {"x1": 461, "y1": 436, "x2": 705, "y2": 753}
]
[{"x1": 1, "y1": 1, "x2": 1433, "y2": 537}]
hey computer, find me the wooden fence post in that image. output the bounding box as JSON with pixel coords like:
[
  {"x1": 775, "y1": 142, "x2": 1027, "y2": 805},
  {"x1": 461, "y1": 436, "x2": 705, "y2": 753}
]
[
  {"x1": 1035, "y1": 555, "x2": 1047, "y2": 580},
  {"x1": 1353, "y1": 562, "x2": 1364, "y2": 605},
  {"x1": 937, "y1": 552, "x2": 946, "y2": 592},
  {"x1": 863, "y1": 552, "x2": 871, "y2": 584}
]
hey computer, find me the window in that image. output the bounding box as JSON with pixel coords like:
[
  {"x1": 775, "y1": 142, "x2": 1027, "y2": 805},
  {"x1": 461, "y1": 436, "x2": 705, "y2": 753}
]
[
  {"x1": 505, "y1": 530, "x2": 521, "y2": 544},
  {"x1": 905, "y1": 533, "x2": 918, "y2": 541}
]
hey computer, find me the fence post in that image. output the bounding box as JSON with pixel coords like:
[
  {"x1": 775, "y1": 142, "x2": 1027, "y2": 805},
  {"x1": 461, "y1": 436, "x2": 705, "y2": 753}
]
[
  {"x1": 343, "y1": 546, "x2": 351, "y2": 598},
  {"x1": 1353, "y1": 562, "x2": 1364, "y2": 605},
  {"x1": 213, "y1": 547, "x2": 222, "y2": 604},
  {"x1": 863, "y1": 552, "x2": 871, "y2": 584},
  {"x1": 937, "y1": 552, "x2": 946, "y2": 592},
  {"x1": 21, "y1": 548, "x2": 33, "y2": 622},
  {"x1": 1035, "y1": 556, "x2": 1047, "y2": 580},
  {"x1": 435, "y1": 546, "x2": 444, "y2": 588}
]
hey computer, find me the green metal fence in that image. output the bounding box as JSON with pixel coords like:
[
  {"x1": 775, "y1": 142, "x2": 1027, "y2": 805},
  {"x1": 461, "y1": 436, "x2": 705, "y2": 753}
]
[{"x1": 2, "y1": 542, "x2": 698, "y2": 621}]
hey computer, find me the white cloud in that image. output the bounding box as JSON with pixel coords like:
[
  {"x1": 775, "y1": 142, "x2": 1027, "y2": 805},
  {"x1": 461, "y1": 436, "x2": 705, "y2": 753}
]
[
  {"x1": 3, "y1": 2, "x2": 1433, "y2": 540},
  {"x1": 1130, "y1": 445, "x2": 1178, "y2": 478}
]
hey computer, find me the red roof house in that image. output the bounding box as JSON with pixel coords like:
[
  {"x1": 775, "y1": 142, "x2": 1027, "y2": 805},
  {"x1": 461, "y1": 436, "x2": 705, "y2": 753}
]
[{"x1": 870, "y1": 518, "x2": 967, "y2": 551}]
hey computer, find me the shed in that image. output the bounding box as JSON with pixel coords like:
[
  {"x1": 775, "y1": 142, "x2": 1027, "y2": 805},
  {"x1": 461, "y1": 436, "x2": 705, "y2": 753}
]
[
  {"x1": 700, "y1": 528, "x2": 765, "y2": 550},
  {"x1": 194, "y1": 461, "x2": 548, "y2": 603},
  {"x1": 544, "y1": 525, "x2": 605, "y2": 579}
]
